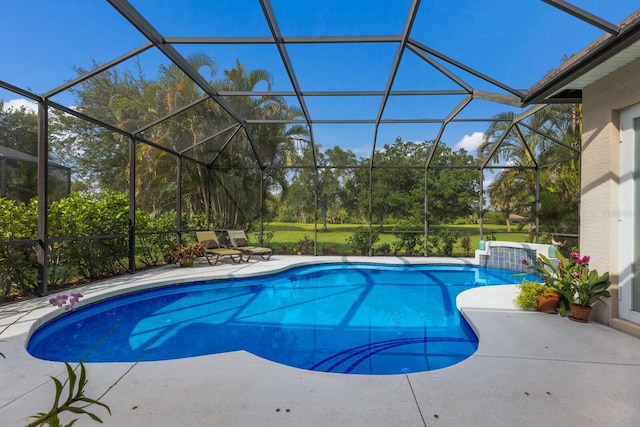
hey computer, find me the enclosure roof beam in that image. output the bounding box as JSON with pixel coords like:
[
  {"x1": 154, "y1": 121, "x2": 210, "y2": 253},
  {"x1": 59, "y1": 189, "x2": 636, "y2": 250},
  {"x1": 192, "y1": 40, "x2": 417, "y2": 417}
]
[
  {"x1": 50, "y1": 97, "x2": 214, "y2": 166},
  {"x1": 407, "y1": 39, "x2": 527, "y2": 99},
  {"x1": 107, "y1": 0, "x2": 265, "y2": 169},
  {"x1": 222, "y1": 164, "x2": 487, "y2": 170},
  {"x1": 44, "y1": 43, "x2": 154, "y2": 99},
  {"x1": 406, "y1": 44, "x2": 473, "y2": 93},
  {"x1": 217, "y1": 90, "x2": 469, "y2": 97},
  {"x1": 244, "y1": 118, "x2": 504, "y2": 124},
  {"x1": 518, "y1": 121, "x2": 581, "y2": 154},
  {"x1": 370, "y1": 0, "x2": 421, "y2": 170},
  {"x1": 48, "y1": 100, "x2": 134, "y2": 140},
  {"x1": 542, "y1": 0, "x2": 619, "y2": 35},
  {"x1": 50, "y1": 100, "x2": 195, "y2": 161},
  {"x1": 134, "y1": 95, "x2": 210, "y2": 135},
  {"x1": 259, "y1": 0, "x2": 317, "y2": 169},
  {"x1": 481, "y1": 164, "x2": 537, "y2": 170},
  {"x1": 514, "y1": 124, "x2": 539, "y2": 169},
  {"x1": 165, "y1": 35, "x2": 402, "y2": 44},
  {"x1": 472, "y1": 90, "x2": 523, "y2": 107},
  {"x1": 0, "y1": 80, "x2": 41, "y2": 103},
  {"x1": 426, "y1": 95, "x2": 473, "y2": 169},
  {"x1": 180, "y1": 123, "x2": 242, "y2": 156},
  {"x1": 512, "y1": 103, "x2": 548, "y2": 123},
  {"x1": 208, "y1": 125, "x2": 244, "y2": 167},
  {"x1": 480, "y1": 123, "x2": 514, "y2": 170}
]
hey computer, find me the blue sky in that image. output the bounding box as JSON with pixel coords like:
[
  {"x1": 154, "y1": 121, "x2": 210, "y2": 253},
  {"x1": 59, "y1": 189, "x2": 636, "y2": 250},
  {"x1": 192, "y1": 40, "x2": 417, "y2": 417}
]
[{"x1": 1, "y1": 0, "x2": 639, "y2": 161}]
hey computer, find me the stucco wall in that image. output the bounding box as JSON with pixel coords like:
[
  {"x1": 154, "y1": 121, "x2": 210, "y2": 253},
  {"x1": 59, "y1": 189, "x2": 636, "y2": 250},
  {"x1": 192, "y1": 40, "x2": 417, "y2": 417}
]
[{"x1": 582, "y1": 56, "x2": 640, "y2": 328}]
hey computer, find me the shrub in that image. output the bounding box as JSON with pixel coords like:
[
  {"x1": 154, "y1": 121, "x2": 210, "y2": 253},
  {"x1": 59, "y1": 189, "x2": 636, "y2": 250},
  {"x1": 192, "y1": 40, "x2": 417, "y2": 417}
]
[
  {"x1": 136, "y1": 210, "x2": 177, "y2": 267},
  {"x1": 428, "y1": 229, "x2": 460, "y2": 256},
  {"x1": 391, "y1": 219, "x2": 423, "y2": 255},
  {"x1": 374, "y1": 242, "x2": 392, "y2": 256},
  {"x1": 321, "y1": 245, "x2": 339, "y2": 255},
  {"x1": 0, "y1": 198, "x2": 37, "y2": 299},
  {"x1": 294, "y1": 235, "x2": 314, "y2": 255},
  {"x1": 48, "y1": 192, "x2": 129, "y2": 281},
  {"x1": 514, "y1": 279, "x2": 546, "y2": 310},
  {"x1": 253, "y1": 230, "x2": 274, "y2": 247},
  {"x1": 460, "y1": 234, "x2": 472, "y2": 256},
  {"x1": 346, "y1": 229, "x2": 379, "y2": 255}
]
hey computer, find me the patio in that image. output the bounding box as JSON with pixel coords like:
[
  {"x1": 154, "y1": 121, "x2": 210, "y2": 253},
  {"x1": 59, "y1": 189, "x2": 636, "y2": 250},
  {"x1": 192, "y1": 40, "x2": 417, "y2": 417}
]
[{"x1": 1, "y1": 257, "x2": 638, "y2": 426}]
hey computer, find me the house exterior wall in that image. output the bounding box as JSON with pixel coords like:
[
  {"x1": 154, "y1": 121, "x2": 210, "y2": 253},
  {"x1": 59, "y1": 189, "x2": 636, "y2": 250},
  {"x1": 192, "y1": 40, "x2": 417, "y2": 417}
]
[{"x1": 582, "y1": 56, "x2": 640, "y2": 336}]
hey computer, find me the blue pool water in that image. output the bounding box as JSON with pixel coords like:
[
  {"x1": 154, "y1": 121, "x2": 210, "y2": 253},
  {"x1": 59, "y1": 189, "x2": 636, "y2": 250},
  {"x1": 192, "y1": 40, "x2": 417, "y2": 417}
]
[{"x1": 28, "y1": 263, "x2": 531, "y2": 375}]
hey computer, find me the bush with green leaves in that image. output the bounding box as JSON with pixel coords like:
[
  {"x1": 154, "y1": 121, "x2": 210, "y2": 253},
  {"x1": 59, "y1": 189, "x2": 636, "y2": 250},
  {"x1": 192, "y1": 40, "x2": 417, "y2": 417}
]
[
  {"x1": 346, "y1": 229, "x2": 379, "y2": 255},
  {"x1": 48, "y1": 191, "x2": 129, "y2": 281},
  {"x1": 294, "y1": 235, "x2": 314, "y2": 255},
  {"x1": 136, "y1": 210, "x2": 177, "y2": 267},
  {"x1": 1, "y1": 192, "x2": 177, "y2": 300},
  {"x1": 428, "y1": 229, "x2": 460, "y2": 256},
  {"x1": 254, "y1": 230, "x2": 274, "y2": 247},
  {"x1": 514, "y1": 279, "x2": 547, "y2": 311},
  {"x1": 0, "y1": 198, "x2": 37, "y2": 298},
  {"x1": 374, "y1": 242, "x2": 392, "y2": 255},
  {"x1": 391, "y1": 219, "x2": 423, "y2": 255}
]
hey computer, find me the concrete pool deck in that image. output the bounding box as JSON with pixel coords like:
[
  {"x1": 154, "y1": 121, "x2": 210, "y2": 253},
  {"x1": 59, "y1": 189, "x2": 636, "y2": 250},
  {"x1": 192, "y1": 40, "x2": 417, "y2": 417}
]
[{"x1": 1, "y1": 256, "x2": 639, "y2": 426}]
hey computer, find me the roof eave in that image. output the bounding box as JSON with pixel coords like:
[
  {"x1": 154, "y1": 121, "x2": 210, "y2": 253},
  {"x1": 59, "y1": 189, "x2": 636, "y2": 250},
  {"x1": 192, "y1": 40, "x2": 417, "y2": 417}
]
[{"x1": 523, "y1": 10, "x2": 640, "y2": 105}]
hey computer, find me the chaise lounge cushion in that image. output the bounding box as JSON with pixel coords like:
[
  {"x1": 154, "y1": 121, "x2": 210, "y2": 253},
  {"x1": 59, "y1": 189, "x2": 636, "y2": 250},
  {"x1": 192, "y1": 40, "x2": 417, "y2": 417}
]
[
  {"x1": 233, "y1": 237, "x2": 249, "y2": 247},
  {"x1": 201, "y1": 239, "x2": 219, "y2": 249},
  {"x1": 226, "y1": 229, "x2": 273, "y2": 261}
]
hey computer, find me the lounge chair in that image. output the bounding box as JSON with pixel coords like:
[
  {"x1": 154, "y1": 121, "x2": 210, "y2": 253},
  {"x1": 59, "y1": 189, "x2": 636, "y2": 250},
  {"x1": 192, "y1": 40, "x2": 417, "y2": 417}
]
[
  {"x1": 195, "y1": 231, "x2": 245, "y2": 265},
  {"x1": 226, "y1": 229, "x2": 273, "y2": 261}
]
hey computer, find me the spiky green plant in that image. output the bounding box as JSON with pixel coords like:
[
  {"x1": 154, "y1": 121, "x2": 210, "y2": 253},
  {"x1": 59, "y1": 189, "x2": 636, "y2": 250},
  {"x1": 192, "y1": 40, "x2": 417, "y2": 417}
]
[{"x1": 28, "y1": 362, "x2": 110, "y2": 427}]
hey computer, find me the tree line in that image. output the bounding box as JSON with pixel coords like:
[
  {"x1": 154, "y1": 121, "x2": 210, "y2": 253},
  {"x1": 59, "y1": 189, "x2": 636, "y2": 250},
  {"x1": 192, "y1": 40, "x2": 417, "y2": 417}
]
[{"x1": 1, "y1": 53, "x2": 580, "y2": 237}]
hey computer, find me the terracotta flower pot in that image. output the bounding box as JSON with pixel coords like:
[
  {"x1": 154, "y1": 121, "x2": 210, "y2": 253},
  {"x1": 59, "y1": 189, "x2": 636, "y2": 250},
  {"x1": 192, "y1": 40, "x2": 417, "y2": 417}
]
[
  {"x1": 536, "y1": 292, "x2": 561, "y2": 314},
  {"x1": 568, "y1": 303, "x2": 591, "y2": 323}
]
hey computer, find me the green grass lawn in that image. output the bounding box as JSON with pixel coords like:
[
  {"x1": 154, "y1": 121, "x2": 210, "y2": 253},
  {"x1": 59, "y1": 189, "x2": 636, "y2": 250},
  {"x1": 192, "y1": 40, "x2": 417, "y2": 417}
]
[{"x1": 251, "y1": 222, "x2": 538, "y2": 256}]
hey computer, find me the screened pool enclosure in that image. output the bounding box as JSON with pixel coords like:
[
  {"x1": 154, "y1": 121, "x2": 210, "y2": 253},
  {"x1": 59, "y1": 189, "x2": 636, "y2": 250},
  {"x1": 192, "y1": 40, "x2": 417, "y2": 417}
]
[{"x1": 2, "y1": 0, "x2": 638, "y2": 296}]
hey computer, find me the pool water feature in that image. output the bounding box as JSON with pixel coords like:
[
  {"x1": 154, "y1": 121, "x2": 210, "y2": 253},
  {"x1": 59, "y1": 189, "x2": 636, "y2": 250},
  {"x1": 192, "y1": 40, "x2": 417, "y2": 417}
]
[{"x1": 28, "y1": 263, "x2": 531, "y2": 375}]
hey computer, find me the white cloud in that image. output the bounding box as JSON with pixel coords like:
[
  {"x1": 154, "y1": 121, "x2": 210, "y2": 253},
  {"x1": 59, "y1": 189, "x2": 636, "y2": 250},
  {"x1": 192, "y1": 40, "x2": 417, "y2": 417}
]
[
  {"x1": 454, "y1": 131, "x2": 485, "y2": 153},
  {"x1": 2, "y1": 98, "x2": 38, "y2": 114}
]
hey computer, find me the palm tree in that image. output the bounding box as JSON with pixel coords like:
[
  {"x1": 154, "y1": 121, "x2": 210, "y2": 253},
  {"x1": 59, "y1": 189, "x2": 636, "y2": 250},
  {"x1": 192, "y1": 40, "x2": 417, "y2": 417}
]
[
  {"x1": 213, "y1": 60, "x2": 308, "y2": 227},
  {"x1": 479, "y1": 105, "x2": 581, "y2": 237}
]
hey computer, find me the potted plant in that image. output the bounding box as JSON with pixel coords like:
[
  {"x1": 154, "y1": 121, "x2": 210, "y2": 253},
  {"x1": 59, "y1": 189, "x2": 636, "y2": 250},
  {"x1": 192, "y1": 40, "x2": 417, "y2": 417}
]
[
  {"x1": 522, "y1": 248, "x2": 610, "y2": 322},
  {"x1": 565, "y1": 264, "x2": 610, "y2": 323},
  {"x1": 164, "y1": 242, "x2": 203, "y2": 267},
  {"x1": 514, "y1": 279, "x2": 561, "y2": 313}
]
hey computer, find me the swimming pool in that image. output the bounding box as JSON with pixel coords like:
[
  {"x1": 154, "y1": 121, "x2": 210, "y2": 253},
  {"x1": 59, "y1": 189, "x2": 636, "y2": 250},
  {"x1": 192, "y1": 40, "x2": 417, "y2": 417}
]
[{"x1": 28, "y1": 263, "x2": 532, "y2": 375}]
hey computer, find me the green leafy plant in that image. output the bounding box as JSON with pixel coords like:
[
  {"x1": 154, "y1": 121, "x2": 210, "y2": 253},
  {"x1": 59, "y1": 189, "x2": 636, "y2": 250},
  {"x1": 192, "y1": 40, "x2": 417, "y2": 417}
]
[
  {"x1": 294, "y1": 235, "x2": 314, "y2": 255},
  {"x1": 136, "y1": 210, "x2": 177, "y2": 267},
  {"x1": 48, "y1": 192, "x2": 129, "y2": 281},
  {"x1": 0, "y1": 197, "x2": 37, "y2": 299},
  {"x1": 346, "y1": 230, "x2": 379, "y2": 255},
  {"x1": 514, "y1": 279, "x2": 547, "y2": 310},
  {"x1": 374, "y1": 242, "x2": 392, "y2": 255},
  {"x1": 321, "y1": 245, "x2": 339, "y2": 255},
  {"x1": 391, "y1": 219, "x2": 423, "y2": 255},
  {"x1": 428, "y1": 229, "x2": 460, "y2": 256},
  {"x1": 28, "y1": 362, "x2": 111, "y2": 427},
  {"x1": 253, "y1": 230, "x2": 274, "y2": 247},
  {"x1": 572, "y1": 269, "x2": 611, "y2": 308},
  {"x1": 522, "y1": 247, "x2": 610, "y2": 315}
]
